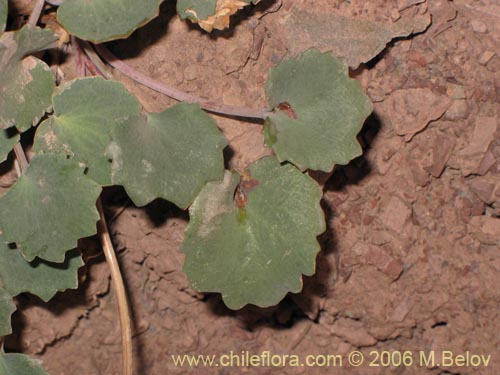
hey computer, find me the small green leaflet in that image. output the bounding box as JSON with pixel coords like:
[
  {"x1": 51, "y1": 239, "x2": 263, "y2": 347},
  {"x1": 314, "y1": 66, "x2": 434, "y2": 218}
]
[
  {"x1": 0, "y1": 352, "x2": 48, "y2": 375},
  {"x1": 57, "y1": 0, "x2": 163, "y2": 42},
  {"x1": 108, "y1": 102, "x2": 227, "y2": 209},
  {"x1": 0, "y1": 129, "x2": 19, "y2": 163},
  {"x1": 34, "y1": 77, "x2": 141, "y2": 186},
  {"x1": 0, "y1": 287, "x2": 15, "y2": 337},
  {"x1": 0, "y1": 238, "x2": 83, "y2": 301},
  {"x1": 264, "y1": 49, "x2": 373, "y2": 172},
  {"x1": 0, "y1": 26, "x2": 57, "y2": 132},
  {"x1": 182, "y1": 156, "x2": 325, "y2": 309},
  {"x1": 0, "y1": 154, "x2": 101, "y2": 263},
  {"x1": 0, "y1": 0, "x2": 6, "y2": 34},
  {"x1": 0, "y1": 25, "x2": 57, "y2": 59}
]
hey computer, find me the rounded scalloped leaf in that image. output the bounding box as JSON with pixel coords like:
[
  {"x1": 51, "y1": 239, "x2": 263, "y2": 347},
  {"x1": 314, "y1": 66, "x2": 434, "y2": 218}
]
[
  {"x1": 182, "y1": 156, "x2": 325, "y2": 309},
  {"x1": 0, "y1": 26, "x2": 58, "y2": 132},
  {"x1": 264, "y1": 49, "x2": 373, "y2": 172},
  {"x1": 1, "y1": 0, "x2": 6, "y2": 34},
  {"x1": 0, "y1": 352, "x2": 48, "y2": 375},
  {"x1": 0, "y1": 129, "x2": 19, "y2": 163},
  {"x1": 57, "y1": 0, "x2": 163, "y2": 42},
  {"x1": 0, "y1": 238, "x2": 83, "y2": 302},
  {"x1": 33, "y1": 77, "x2": 141, "y2": 186},
  {"x1": 0, "y1": 154, "x2": 101, "y2": 262},
  {"x1": 0, "y1": 287, "x2": 15, "y2": 337},
  {"x1": 108, "y1": 102, "x2": 227, "y2": 209}
]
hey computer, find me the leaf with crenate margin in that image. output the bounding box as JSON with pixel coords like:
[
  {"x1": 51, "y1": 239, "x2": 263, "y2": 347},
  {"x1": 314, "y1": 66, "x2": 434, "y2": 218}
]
[
  {"x1": 0, "y1": 287, "x2": 15, "y2": 337},
  {"x1": 0, "y1": 26, "x2": 57, "y2": 132},
  {"x1": 0, "y1": 154, "x2": 101, "y2": 263},
  {"x1": 108, "y1": 102, "x2": 227, "y2": 209},
  {"x1": 280, "y1": 8, "x2": 431, "y2": 69},
  {"x1": 264, "y1": 49, "x2": 373, "y2": 172},
  {"x1": 0, "y1": 352, "x2": 49, "y2": 375},
  {"x1": 57, "y1": 0, "x2": 163, "y2": 42},
  {"x1": 182, "y1": 156, "x2": 325, "y2": 309},
  {"x1": 0, "y1": 238, "x2": 83, "y2": 302},
  {"x1": 34, "y1": 77, "x2": 141, "y2": 186},
  {"x1": 0, "y1": 129, "x2": 19, "y2": 163}
]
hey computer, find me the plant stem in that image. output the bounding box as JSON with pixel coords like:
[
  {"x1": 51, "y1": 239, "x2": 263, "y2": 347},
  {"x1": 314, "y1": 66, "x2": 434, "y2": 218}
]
[
  {"x1": 78, "y1": 39, "x2": 112, "y2": 79},
  {"x1": 93, "y1": 43, "x2": 271, "y2": 120},
  {"x1": 27, "y1": 0, "x2": 45, "y2": 26},
  {"x1": 13, "y1": 143, "x2": 28, "y2": 174},
  {"x1": 97, "y1": 197, "x2": 133, "y2": 375}
]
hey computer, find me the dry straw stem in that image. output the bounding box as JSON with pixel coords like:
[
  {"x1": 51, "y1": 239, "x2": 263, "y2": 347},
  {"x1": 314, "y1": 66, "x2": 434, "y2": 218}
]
[
  {"x1": 27, "y1": 0, "x2": 45, "y2": 26},
  {"x1": 97, "y1": 197, "x2": 133, "y2": 375}
]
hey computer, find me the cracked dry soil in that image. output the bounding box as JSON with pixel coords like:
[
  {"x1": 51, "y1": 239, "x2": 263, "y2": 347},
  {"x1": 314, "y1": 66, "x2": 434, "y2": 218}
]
[{"x1": 4, "y1": 0, "x2": 500, "y2": 374}]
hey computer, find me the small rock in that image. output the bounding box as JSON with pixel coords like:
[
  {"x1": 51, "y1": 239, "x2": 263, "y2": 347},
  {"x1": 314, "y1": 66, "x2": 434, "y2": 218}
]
[
  {"x1": 390, "y1": 8, "x2": 401, "y2": 22},
  {"x1": 408, "y1": 156, "x2": 430, "y2": 187},
  {"x1": 329, "y1": 318, "x2": 377, "y2": 347},
  {"x1": 352, "y1": 242, "x2": 404, "y2": 280},
  {"x1": 385, "y1": 88, "x2": 452, "y2": 140},
  {"x1": 129, "y1": 248, "x2": 146, "y2": 264},
  {"x1": 183, "y1": 65, "x2": 198, "y2": 81},
  {"x1": 380, "y1": 196, "x2": 412, "y2": 233},
  {"x1": 475, "y1": 150, "x2": 497, "y2": 176},
  {"x1": 459, "y1": 117, "x2": 498, "y2": 176},
  {"x1": 478, "y1": 51, "x2": 496, "y2": 66},
  {"x1": 389, "y1": 299, "x2": 413, "y2": 322},
  {"x1": 470, "y1": 19, "x2": 488, "y2": 34},
  {"x1": 446, "y1": 84, "x2": 467, "y2": 100},
  {"x1": 468, "y1": 216, "x2": 500, "y2": 245},
  {"x1": 444, "y1": 100, "x2": 469, "y2": 120},
  {"x1": 407, "y1": 50, "x2": 427, "y2": 67},
  {"x1": 425, "y1": 133, "x2": 456, "y2": 177},
  {"x1": 155, "y1": 254, "x2": 179, "y2": 274}
]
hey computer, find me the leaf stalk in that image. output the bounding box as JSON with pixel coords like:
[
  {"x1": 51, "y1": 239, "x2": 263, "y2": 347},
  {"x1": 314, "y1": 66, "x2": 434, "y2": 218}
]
[
  {"x1": 97, "y1": 197, "x2": 133, "y2": 375},
  {"x1": 27, "y1": 0, "x2": 45, "y2": 26},
  {"x1": 93, "y1": 43, "x2": 271, "y2": 120}
]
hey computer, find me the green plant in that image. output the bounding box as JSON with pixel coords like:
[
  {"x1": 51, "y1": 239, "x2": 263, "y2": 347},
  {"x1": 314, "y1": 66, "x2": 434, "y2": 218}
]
[{"x1": 0, "y1": 1, "x2": 372, "y2": 374}]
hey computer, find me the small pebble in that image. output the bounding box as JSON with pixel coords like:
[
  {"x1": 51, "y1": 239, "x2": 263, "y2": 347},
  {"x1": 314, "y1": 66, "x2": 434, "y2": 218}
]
[
  {"x1": 183, "y1": 65, "x2": 198, "y2": 81},
  {"x1": 478, "y1": 51, "x2": 495, "y2": 66},
  {"x1": 470, "y1": 19, "x2": 488, "y2": 34},
  {"x1": 390, "y1": 9, "x2": 401, "y2": 21}
]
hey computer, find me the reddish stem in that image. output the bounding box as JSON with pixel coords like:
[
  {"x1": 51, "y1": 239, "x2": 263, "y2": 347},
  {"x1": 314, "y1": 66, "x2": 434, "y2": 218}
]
[{"x1": 93, "y1": 43, "x2": 271, "y2": 120}]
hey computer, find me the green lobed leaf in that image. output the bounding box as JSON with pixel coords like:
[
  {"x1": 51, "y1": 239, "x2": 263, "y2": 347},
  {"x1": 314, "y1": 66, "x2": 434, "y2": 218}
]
[
  {"x1": 0, "y1": 238, "x2": 83, "y2": 302},
  {"x1": 0, "y1": 25, "x2": 57, "y2": 61},
  {"x1": 182, "y1": 156, "x2": 325, "y2": 309},
  {"x1": 0, "y1": 287, "x2": 15, "y2": 337},
  {"x1": 0, "y1": 154, "x2": 101, "y2": 262},
  {"x1": 0, "y1": 0, "x2": 6, "y2": 34},
  {"x1": 0, "y1": 129, "x2": 19, "y2": 164},
  {"x1": 57, "y1": 0, "x2": 163, "y2": 42},
  {"x1": 108, "y1": 102, "x2": 227, "y2": 209},
  {"x1": 0, "y1": 26, "x2": 57, "y2": 132},
  {"x1": 0, "y1": 352, "x2": 48, "y2": 375},
  {"x1": 34, "y1": 77, "x2": 141, "y2": 186},
  {"x1": 264, "y1": 49, "x2": 373, "y2": 172},
  {"x1": 280, "y1": 8, "x2": 431, "y2": 69}
]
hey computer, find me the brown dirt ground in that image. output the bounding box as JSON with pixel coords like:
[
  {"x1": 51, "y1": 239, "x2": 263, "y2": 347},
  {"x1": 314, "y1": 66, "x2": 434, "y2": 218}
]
[{"x1": 4, "y1": 0, "x2": 500, "y2": 374}]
